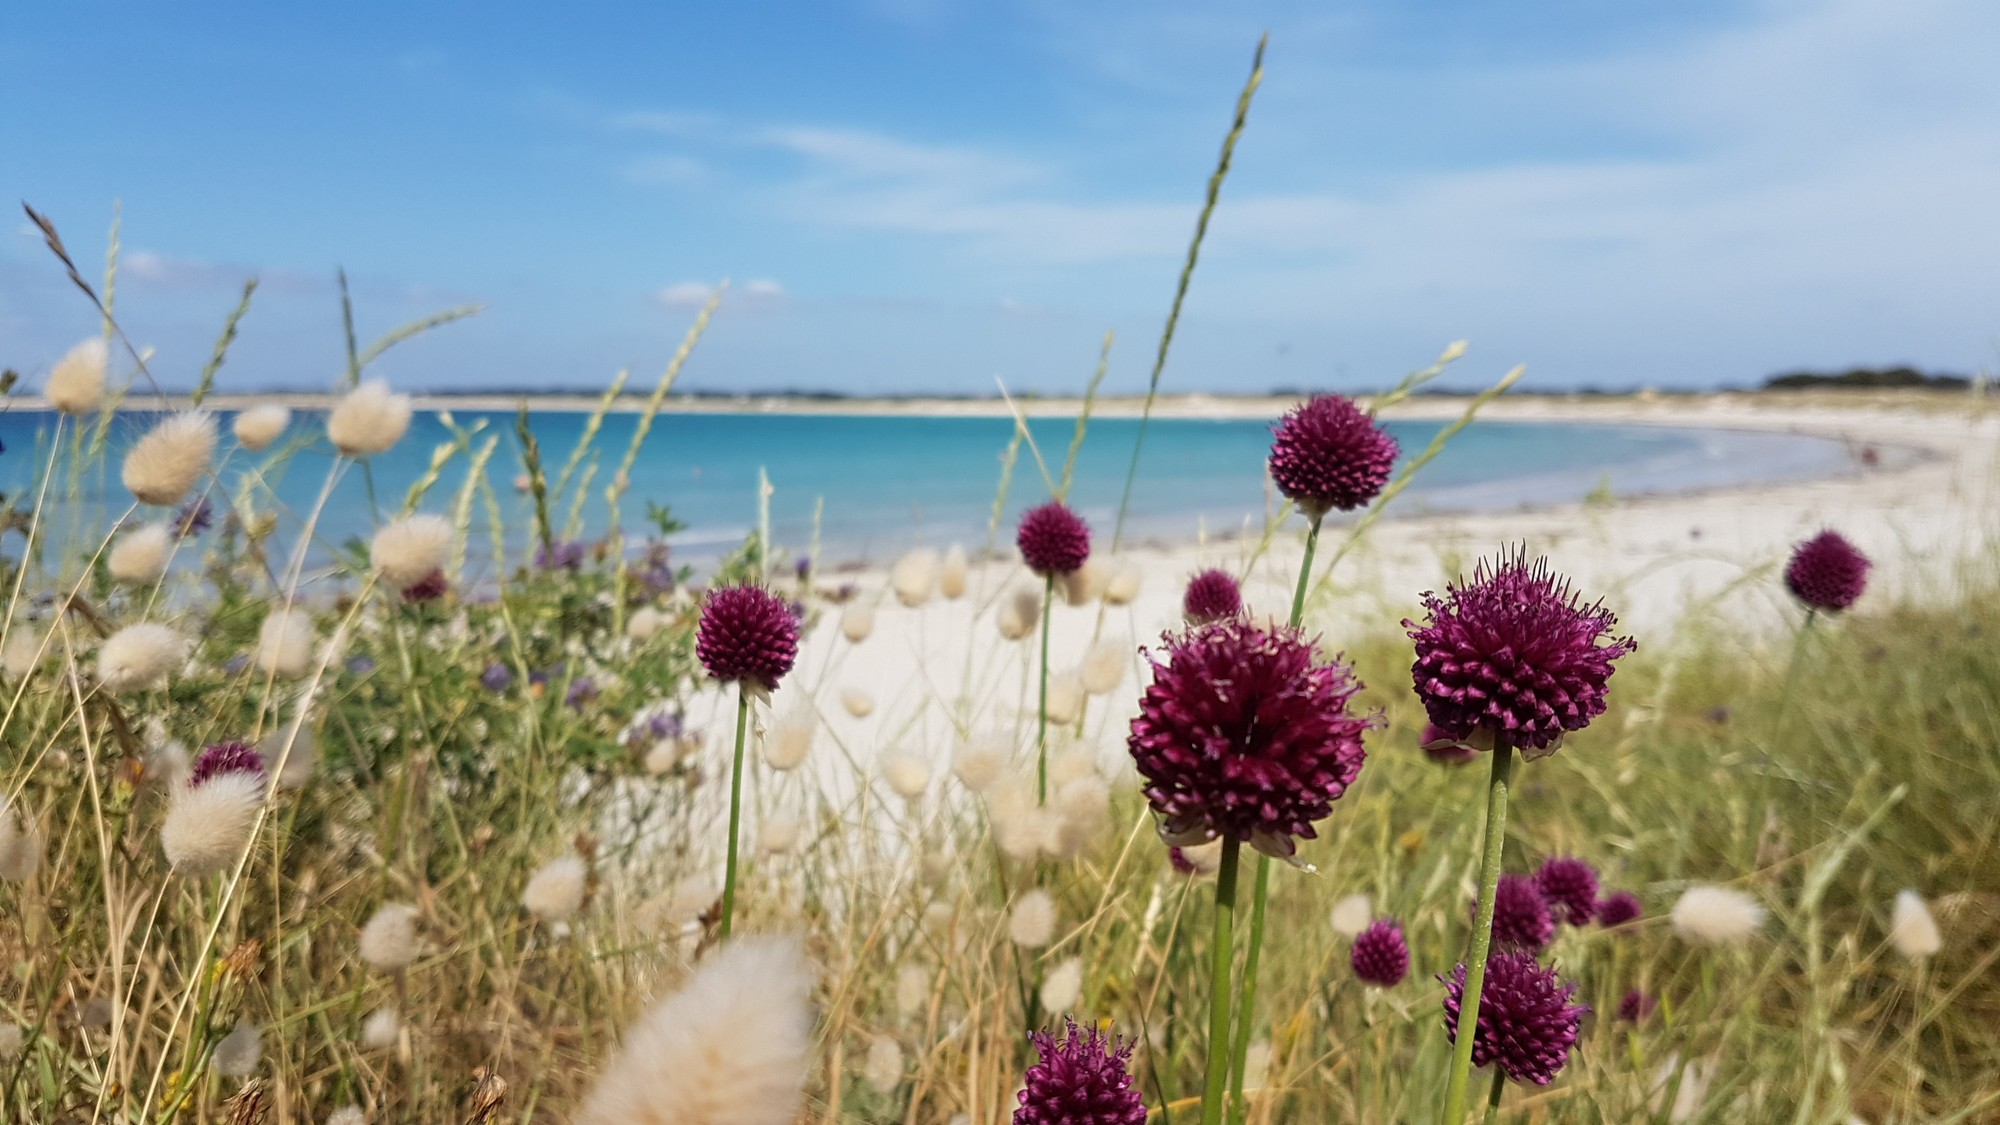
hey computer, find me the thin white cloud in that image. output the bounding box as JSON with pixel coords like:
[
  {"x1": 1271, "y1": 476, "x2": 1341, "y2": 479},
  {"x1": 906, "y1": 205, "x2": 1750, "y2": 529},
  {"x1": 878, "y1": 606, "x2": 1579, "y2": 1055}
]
[
  {"x1": 656, "y1": 281, "x2": 719, "y2": 307},
  {"x1": 743, "y1": 278, "x2": 785, "y2": 298}
]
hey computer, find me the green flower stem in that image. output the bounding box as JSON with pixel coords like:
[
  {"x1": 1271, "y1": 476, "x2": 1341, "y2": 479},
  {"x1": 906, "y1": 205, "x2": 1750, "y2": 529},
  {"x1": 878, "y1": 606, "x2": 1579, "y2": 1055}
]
[
  {"x1": 719, "y1": 684, "x2": 750, "y2": 939},
  {"x1": 1773, "y1": 609, "x2": 1817, "y2": 731},
  {"x1": 1202, "y1": 837, "x2": 1243, "y2": 1125},
  {"x1": 1225, "y1": 512, "x2": 1322, "y2": 1123},
  {"x1": 1483, "y1": 1068, "x2": 1505, "y2": 1124},
  {"x1": 1037, "y1": 572, "x2": 1056, "y2": 804},
  {"x1": 1442, "y1": 736, "x2": 1516, "y2": 1124}
]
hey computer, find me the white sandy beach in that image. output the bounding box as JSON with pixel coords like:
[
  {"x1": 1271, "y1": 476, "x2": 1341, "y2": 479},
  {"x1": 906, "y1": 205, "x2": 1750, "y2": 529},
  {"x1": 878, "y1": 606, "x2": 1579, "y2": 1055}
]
[{"x1": 701, "y1": 393, "x2": 1999, "y2": 794}]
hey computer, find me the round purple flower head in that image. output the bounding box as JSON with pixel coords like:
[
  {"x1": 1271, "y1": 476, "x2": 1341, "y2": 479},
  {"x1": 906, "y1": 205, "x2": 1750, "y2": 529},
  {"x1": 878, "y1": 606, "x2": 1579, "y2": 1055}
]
[
  {"x1": 1784, "y1": 529, "x2": 1870, "y2": 613},
  {"x1": 1267, "y1": 394, "x2": 1399, "y2": 518},
  {"x1": 1420, "y1": 723, "x2": 1477, "y2": 765},
  {"x1": 1618, "y1": 988, "x2": 1656, "y2": 1023},
  {"x1": 1406, "y1": 549, "x2": 1636, "y2": 759},
  {"x1": 535, "y1": 538, "x2": 586, "y2": 572},
  {"x1": 1441, "y1": 951, "x2": 1588, "y2": 1086},
  {"x1": 188, "y1": 742, "x2": 265, "y2": 789},
  {"x1": 1476, "y1": 873, "x2": 1555, "y2": 952},
  {"x1": 1128, "y1": 618, "x2": 1374, "y2": 860},
  {"x1": 1595, "y1": 890, "x2": 1643, "y2": 928},
  {"x1": 1351, "y1": 919, "x2": 1409, "y2": 987},
  {"x1": 1014, "y1": 1019, "x2": 1146, "y2": 1125},
  {"x1": 480, "y1": 662, "x2": 514, "y2": 692},
  {"x1": 1017, "y1": 502, "x2": 1091, "y2": 577},
  {"x1": 174, "y1": 496, "x2": 214, "y2": 538},
  {"x1": 1534, "y1": 857, "x2": 1600, "y2": 927},
  {"x1": 1181, "y1": 568, "x2": 1243, "y2": 625},
  {"x1": 696, "y1": 585, "x2": 800, "y2": 691},
  {"x1": 565, "y1": 676, "x2": 598, "y2": 711}
]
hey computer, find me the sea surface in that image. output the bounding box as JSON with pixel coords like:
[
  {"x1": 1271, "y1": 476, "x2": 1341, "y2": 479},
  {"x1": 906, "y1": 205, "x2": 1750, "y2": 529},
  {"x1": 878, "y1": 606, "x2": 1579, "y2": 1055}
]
[{"x1": 0, "y1": 409, "x2": 1857, "y2": 573}]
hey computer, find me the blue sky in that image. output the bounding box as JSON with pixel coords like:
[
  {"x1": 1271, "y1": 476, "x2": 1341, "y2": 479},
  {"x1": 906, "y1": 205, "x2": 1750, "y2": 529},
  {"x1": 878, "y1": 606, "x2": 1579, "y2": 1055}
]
[{"x1": 4, "y1": 0, "x2": 1997, "y2": 395}]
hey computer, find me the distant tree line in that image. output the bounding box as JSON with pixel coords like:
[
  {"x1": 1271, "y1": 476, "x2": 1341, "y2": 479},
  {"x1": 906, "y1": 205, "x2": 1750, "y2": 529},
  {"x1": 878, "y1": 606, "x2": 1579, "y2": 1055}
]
[{"x1": 1762, "y1": 366, "x2": 1972, "y2": 391}]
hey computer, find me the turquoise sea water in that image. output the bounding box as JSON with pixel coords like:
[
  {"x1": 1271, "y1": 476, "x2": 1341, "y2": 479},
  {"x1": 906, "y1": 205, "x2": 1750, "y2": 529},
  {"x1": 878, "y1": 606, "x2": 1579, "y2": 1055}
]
[{"x1": 0, "y1": 409, "x2": 1856, "y2": 571}]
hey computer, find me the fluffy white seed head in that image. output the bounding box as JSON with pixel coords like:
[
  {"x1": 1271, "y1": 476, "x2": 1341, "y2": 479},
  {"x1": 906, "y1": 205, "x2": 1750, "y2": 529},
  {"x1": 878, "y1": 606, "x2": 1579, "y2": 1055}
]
[
  {"x1": 522, "y1": 855, "x2": 589, "y2": 923},
  {"x1": 148, "y1": 740, "x2": 192, "y2": 790},
  {"x1": 0, "y1": 805, "x2": 43, "y2": 882},
  {"x1": 759, "y1": 813, "x2": 801, "y2": 856},
  {"x1": 951, "y1": 733, "x2": 1012, "y2": 793},
  {"x1": 841, "y1": 687, "x2": 875, "y2": 718},
  {"x1": 1671, "y1": 885, "x2": 1766, "y2": 945},
  {"x1": 0, "y1": 1021, "x2": 21, "y2": 1060},
  {"x1": 988, "y1": 774, "x2": 1060, "y2": 863},
  {"x1": 895, "y1": 963, "x2": 929, "y2": 1019},
  {"x1": 255, "y1": 606, "x2": 317, "y2": 679},
  {"x1": 326, "y1": 1107, "x2": 366, "y2": 1125},
  {"x1": 940, "y1": 544, "x2": 969, "y2": 599},
  {"x1": 892, "y1": 548, "x2": 940, "y2": 607},
  {"x1": 880, "y1": 749, "x2": 931, "y2": 801},
  {"x1": 161, "y1": 773, "x2": 264, "y2": 875},
  {"x1": 764, "y1": 708, "x2": 815, "y2": 771},
  {"x1": 108, "y1": 523, "x2": 174, "y2": 585},
  {"x1": 839, "y1": 602, "x2": 876, "y2": 643},
  {"x1": 1048, "y1": 747, "x2": 1100, "y2": 790},
  {"x1": 1080, "y1": 637, "x2": 1128, "y2": 696},
  {"x1": 1330, "y1": 893, "x2": 1373, "y2": 939},
  {"x1": 627, "y1": 605, "x2": 668, "y2": 642},
  {"x1": 865, "y1": 1034, "x2": 903, "y2": 1094},
  {"x1": 258, "y1": 716, "x2": 316, "y2": 789},
  {"x1": 1056, "y1": 776, "x2": 1111, "y2": 837},
  {"x1": 361, "y1": 1007, "x2": 401, "y2": 1051},
  {"x1": 1104, "y1": 562, "x2": 1143, "y2": 606},
  {"x1": 1044, "y1": 672, "x2": 1084, "y2": 725},
  {"x1": 1039, "y1": 956, "x2": 1083, "y2": 1014},
  {"x1": 358, "y1": 903, "x2": 421, "y2": 971},
  {"x1": 997, "y1": 585, "x2": 1041, "y2": 641},
  {"x1": 1009, "y1": 889, "x2": 1057, "y2": 949},
  {"x1": 328, "y1": 379, "x2": 413, "y2": 457},
  {"x1": 2, "y1": 627, "x2": 45, "y2": 680},
  {"x1": 1061, "y1": 558, "x2": 1107, "y2": 606},
  {"x1": 213, "y1": 1018, "x2": 262, "y2": 1077},
  {"x1": 233, "y1": 404, "x2": 292, "y2": 451},
  {"x1": 575, "y1": 934, "x2": 815, "y2": 1125},
  {"x1": 1891, "y1": 889, "x2": 1942, "y2": 960},
  {"x1": 370, "y1": 514, "x2": 453, "y2": 588},
  {"x1": 123, "y1": 412, "x2": 216, "y2": 507},
  {"x1": 45, "y1": 338, "x2": 107, "y2": 414},
  {"x1": 97, "y1": 623, "x2": 190, "y2": 692}
]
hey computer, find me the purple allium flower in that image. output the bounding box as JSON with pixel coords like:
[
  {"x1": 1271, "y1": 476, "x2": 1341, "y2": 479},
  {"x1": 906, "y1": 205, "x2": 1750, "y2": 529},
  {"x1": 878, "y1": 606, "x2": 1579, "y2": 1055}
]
[
  {"x1": 480, "y1": 662, "x2": 513, "y2": 692},
  {"x1": 1477, "y1": 873, "x2": 1555, "y2": 952},
  {"x1": 1595, "y1": 891, "x2": 1643, "y2": 928},
  {"x1": 1351, "y1": 919, "x2": 1410, "y2": 987},
  {"x1": 535, "y1": 538, "x2": 586, "y2": 572},
  {"x1": 1420, "y1": 723, "x2": 1477, "y2": 765},
  {"x1": 1181, "y1": 568, "x2": 1243, "y2": 625},
  {"x1": 1440, "y1": 951, "x2": 1588, "y2": 1086},
  {"x1": 188, "y1": 742, "x2": 265, "y2": 789},
  {"x1": 1617, "y1": 988, "x2": 1656, "y2": 1023},
  {"x1": 1535, "y1": 857, "x2": 1600, "y2": 927},
  {"x1": 565, "y1": 676, "x2": 598, "y2": 711},
  {"x1": 400, "y1": 569, "x2": 449, "y2": 603},
  {"x1": 1267, "y1": 394, "x2": 1399, "y2": 518},
  {"x1": 1127, "y1": 618, "x2": 1375, "y2": 860},
  {"x1": 696, "y1": 585, "x2": 800, "y2": 691},
  {"x1": 1783, "y1": 529, "x2": 1870, "y2": 613},
  {"x1": 1405, "y1": 549, "x2": 1636, "y2": 758},
  {"x1": 1013, "y1": 1019, "x2": 1146, "y2": 1125},
  {"x1": 1016, "y1": 502, "x2": 1091, "y2": 577},
  {"x1": 174, "y1": 496, "x2": 214, "y2": 538}
]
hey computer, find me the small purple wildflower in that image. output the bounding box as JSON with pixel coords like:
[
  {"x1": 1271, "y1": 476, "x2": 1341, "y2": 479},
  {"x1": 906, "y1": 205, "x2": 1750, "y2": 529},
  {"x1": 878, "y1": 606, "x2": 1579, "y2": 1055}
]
[
  {"x1": 1535, "y1": 857, "x2": 1600, "y2": 927},
  {"x1": 174, "y1": 496, "x2": 214, "y2": 538},
  {"x1": 565, "y1": 676, "x2": 598, "y2": 711},
  {"x1": 1617, "y1": 989, "x2": 1656, "y2": 1023},
  {"x1": 635, "y1": 540, "x2": 677, "y2": 593},
  {"x1": 1595, "y1": 891, "x2": 1643, "y2": 928},
  {"x1": 1440, "y1": 951, "x2": 1588, "y2": 1086},
  {"x1": 535, "y1": 538, "x2": 586, "y2": 572},
  {"x1": 1128, "y1": 617, "x2": 1375, "y2": 860},
  {"x1": 346, "y1": 655, "x2": 375, "y2": 676},
  {"x1": 1477, "y1": 873, "x2": 1555, "y2": 952},
  {"x1": 1016, "y1": 502, "x2": 1091, "y2": 577},
  {"x1": 481, "y1": 662, "x2": 514, "y2": 692},
  {"x1": 1351, "y1": 919, "x2": 1410, "y2": 987},
  {"x1": 222, "y1": 653, "x2": 250, "y2": 677},
  {"x1": 1406, "y1": 549, "x2": 1635, "y2": 758},
  {"x1": 188, "y1": 742, "x2": 265, "y2": 789},
  {"x1": 1784, "y1": 529, "x2": 1870, "y2": 613},
  {"x1": 1013, "y1": 1019, "x2": 1146, "y2": 1125}
]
